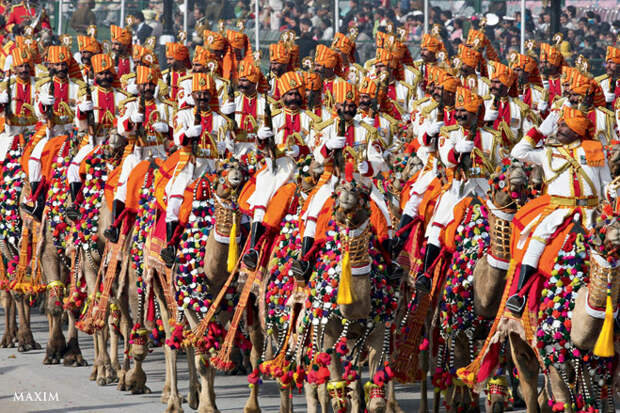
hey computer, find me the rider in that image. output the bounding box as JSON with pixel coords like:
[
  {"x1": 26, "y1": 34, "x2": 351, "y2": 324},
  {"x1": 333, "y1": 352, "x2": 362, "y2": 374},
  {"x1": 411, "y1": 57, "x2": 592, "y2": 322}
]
[
  {"x1": 314, "y1": 44, "x2": 343, "y2": 108},
  {"x1": 104, "y1": 65, "x2": 173, "y2": 243},
  {"x1": 506, "y1": 107, "x2": 612, "y2": 315},
  {"x1": 163, "y1": 41, "x2": 191, "y2": 101},
  {"x1": 596, "y1": 45, "x2": 620, "y2": 109},
  {"x1": 110, "y1": 25, "x2": 134, "y2": 77},
  {"x1": 160, "y1": 72, "x2": 232, "y2": 265}
]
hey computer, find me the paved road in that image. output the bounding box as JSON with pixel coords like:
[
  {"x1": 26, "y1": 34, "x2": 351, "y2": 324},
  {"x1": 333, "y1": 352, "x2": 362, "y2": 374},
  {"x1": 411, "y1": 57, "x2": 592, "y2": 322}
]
[{"x1": 0, "y1": 307, "x2": 503, "y2": 413}]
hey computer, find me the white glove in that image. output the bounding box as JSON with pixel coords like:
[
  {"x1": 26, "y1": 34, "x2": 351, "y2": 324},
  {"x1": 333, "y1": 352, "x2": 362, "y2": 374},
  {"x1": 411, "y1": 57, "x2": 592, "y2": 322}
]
[
  {"x1": 226, "y1": 139, "x2": 235, "y2": 152},
  {"x1": 604, "y1": 89, "x2": 616, "y2": 104},
  {"x1": 257, "y1": 126, "x2": 273, "y2": 141},
  {"x1": 285, "y1": 144, "x2": 300, "y2": 158},
  {"x1": 78, "y1": 100, "x2": 93, "y2": 112},
  {"x1": 538, "y1": 110, "x2": 560, "y2": 136},
  {"x1": 357, "y1": 160, "x2": 369, "y2": 175},
  {"x1": 185, "y1": 124, "x2": 202, "y2": 138},
  {"x1": 216, "y1": 140, "x2": 227, "y2": 154},
  {"x1": 455, "y1": 139, "x2": 474, "y2": 154},
  {"x1": 427, "y1": 121, "x2": 444, "y2": 136},
  {"x1": 40, "y1": 93, "x2": 55, "y2": 106},
  {"x1": 484, "y1": 108, "x2": 499, "y2": 122},
  {"x1": 130, "y1": 111, "x2": 144, "y2": 124},
  {"x1": 0, "y1": 91, "x2": 8, "y2": 104},
  {"x1": 221, "y1": 101, "x2": 236, "y2": 115},
  {"x1": 184, "y1": 94, "x2": 195, "y2": 106},
  {"x1": 325, "y1": 135, "x2": 346, "y2": 150},
  {"x1": 542, "y1": 79, "x2": 549, "y2": 89},
  {"x1": 127, "y1": 83, "x2": 138, "y2": 95},
  {"x1": 537, "y1": 100, "x2": 548, "y2": 113},
  {"x1": 152, "y1": 122, "x2": 169, "y2": 133}
]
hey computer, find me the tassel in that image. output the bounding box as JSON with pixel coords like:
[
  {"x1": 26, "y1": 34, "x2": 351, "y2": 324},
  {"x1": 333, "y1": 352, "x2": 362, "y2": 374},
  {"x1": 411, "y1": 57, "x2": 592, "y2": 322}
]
[
  {"x1": 337, "y1": 247, "x2": 353, "y2": 305},
  {"x1": 593, "y1": 293, "x2": 614, "y2": 357},
  {"x1": 227, "y1": 213, "x2": 238, "y2": 273}
]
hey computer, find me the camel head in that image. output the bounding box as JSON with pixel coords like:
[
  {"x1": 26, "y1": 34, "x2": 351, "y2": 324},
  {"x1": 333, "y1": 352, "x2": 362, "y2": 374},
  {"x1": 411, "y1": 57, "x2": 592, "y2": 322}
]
[
  {"x1": 214, "y1": 158, "x2": 248, "y2": 199},
  {"x1": 333, "y1": 178, "x2": 371, "y2": 227},
  {"x1": 591, "y1": 208, "x2": 620, "y2": 260},
  {"x1": 299, "y1": 159, "x2": 324, "y2": 195},
  {"x1": 529, "y1": 164, "x2": 545, "y2": 196},
  {"x1": 488, "y1": 160, "x2": 529, "y2": 211},
  {"x1": 102, "y1": 131, "x2": 127, "y2": 161},
  {"x1": 609, "y1": 144, "x2": 620, "y2": 179},
  {"x1": 385, "y1": 152, "x2": 421, "y2": 196}
]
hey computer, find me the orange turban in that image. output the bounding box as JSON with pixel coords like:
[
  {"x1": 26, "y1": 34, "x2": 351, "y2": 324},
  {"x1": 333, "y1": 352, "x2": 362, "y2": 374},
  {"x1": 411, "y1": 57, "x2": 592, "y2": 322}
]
[
  {"x1": 166, "y1": 42, "x2": 190, "y2": 62},
  {"x1": 438, "y1": 73, "x2": 459, "y2": 93},
  {"x1": 91, "y1": 54, "x2": 115, "y2": 75},
  {"x1": 314, "y1": 44, "x2": 341, "y2": 70},
  {"x1": 302, "y1": 71, "x2": 322, "y2": 91},
  {"x1": 238, "y1": 60, "x2": 261, "y2": 83},
  {"x1": 46, "y1": 46, "x2": 82, "y2": 80},
  {"x1": 458, "y1": 45, "x2": 482, "y2": 68},
  {"x1": 490, "y1": 61, "x2": 518, "y2": 88},
  {"x1": 562, "y1": 66, "x2": 579, "y2": 86},
  {"x1": 456, "y1": 86, "x2": 483, "y2": 114},
  {"x1": 277, "y1": 71, "x2": 305, "y2": 97},
  {"x1": 11, "y1": 47, "x2": 34, "y2": 68},
  {"x1": 332, "y1": 32, "x2": 356, "y2": 60},
  {"x1": 540, "y1": 43, "x2": 564, "y2": 67},
  {"x1": 421, "y1": 33, "x2": 444, "y2": 53},
  {"x1": 606, "y1": 46, "x2": 620, "y2": 64},
  {"x1": 269, "y1": 42, "x2": 290, "y2": 64},
  {"x1": 191, "y1": 72, "x2": 215, "y2": 93},
  {"x1": 466, "y1": 28, "x2": 498, "y2": 62},
  {"x1": 333, "y1": 80, "x2": 359, "y2": 105},
  {"x1": 375, "y1": 48, "x2": 398, "y2": 69},
  {"x1": 77, "y1": 35, "x2": 102, "y2": 53},
  {"x1": 136, "y1": 66, "x2": 160, "y2": 85},
  {"x1": 359, "y1": 76, "x2": 379, "y2": 96},
  {"x1": 203, "y1": 30, "x2": 228, "y2": 51},
  {"x1": 226, "y1": 29, "x2": 250, "y2": 52},
  {"x1": 110, "y1": 25, "x2": 132, "y2": 45},
  {"x1": 509, "y1": 52, "x2": 542, "y2": 87},
  {"x1": 133, "y1": 45, "x2": 158, "y2": 67},
  {"x1": 561, "y1": 107, "x2": 594, "y2": 139},
  {"x1": 570, "y1": 71, "x2": 605, "y2": 107},
  {"x1": 193, "y1": 45, "x2": 215, "y2": 66}
]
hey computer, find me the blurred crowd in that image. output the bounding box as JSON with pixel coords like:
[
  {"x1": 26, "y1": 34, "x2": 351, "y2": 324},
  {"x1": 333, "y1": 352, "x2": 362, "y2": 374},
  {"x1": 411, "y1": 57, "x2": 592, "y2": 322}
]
[{"x1": 61, "y1": 0, "x2": 620, "y2": 73}]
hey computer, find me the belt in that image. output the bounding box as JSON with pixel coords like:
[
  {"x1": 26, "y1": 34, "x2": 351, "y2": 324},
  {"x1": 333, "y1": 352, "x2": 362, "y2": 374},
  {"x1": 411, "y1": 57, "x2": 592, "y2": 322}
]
[{"x1": 550, "y1": 195, "x2": 598, "y2": 208}]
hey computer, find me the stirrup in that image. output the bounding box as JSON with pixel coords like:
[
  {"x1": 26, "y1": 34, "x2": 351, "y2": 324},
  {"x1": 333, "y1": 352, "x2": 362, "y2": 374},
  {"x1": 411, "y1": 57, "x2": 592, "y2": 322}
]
[
  {"x1": 505, "y1": 294, "x2": 526, "y2": 316},
  {"x1": 104, "y1": 226, "x2": 119, "y2": 243},
  {"x1": 66, "y1": 204, "x2": 80, "y2": 221},
  {"x1": 242, "y1": 248, "x2": 259, "y2": 271},
  {"x1": 161, "y1": 246, "x2": 177, "y2": 268},
  {"x1": 415, "y1": 273, "x2": 431, "y2": 294}
]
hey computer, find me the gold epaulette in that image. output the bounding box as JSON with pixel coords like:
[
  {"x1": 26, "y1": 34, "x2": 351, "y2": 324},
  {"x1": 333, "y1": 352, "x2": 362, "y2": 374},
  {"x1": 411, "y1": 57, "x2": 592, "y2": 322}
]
[
  {"x1": 267, "y1": 95, "x2": 279, "y2": 106},
  {"x1": 440, "y1": 124, "x2": 460, "y2": 135},
  {"x1": 514, "y1": 98, "x2": 530, "y2": 113},
  {"x1": 305, "y1": 110, "x2": 321, "y2": 123},
  {"x1": 120, "y1": 73, "x2": 136, "y2": 82},
  {"x1": 552, "y1": 97, "x2": 567, "y2": 110},
  {"x1": 480, "y1": 77, "x2": 491, "y2": 86},
  {"x1": 363, "y1": 58, "x2": 376, "y2": 71},
  {"x1": 598, "y1": 106, "x2": 614, "y2": 117},
  {"x1": 0, "y1": 80, "x2": 6, "y2": 92},
  {"x1": 118, "y1": 96, "x2": 137, "y2": 106},
  {"x1": 178, "y1": 74, "x2": 192, "y2": 83},
  {"x1": 117, "y1": 89, "x2": 131, "y2": 98},
  {"x1": 361, "y1": 121, "x2": 387, "y2": 148},
  {"x1": 421, "y1": 100, "x2": 438, "y2": 117},
  {"x1": 397, "y1": 80, "x2": 414, "y2": 93},
  {"x1": 481, "y1": 126, "x2": 501, "y2": 138},
  {"x1": 532, "y1": 84, "x2": 545, "y2": 94},
  {"x1": 161, "y1": 68, "x2": 170, "y2": 76},
  {"x1": 352, "y1": 63, "x2": 366, "y2": 75},
  {"x1": 35, "y1": 76, "x2": 51, "y2": 88},
  {"x1": 595, "y1": 74, "x2": 609, "y2": 83},
  {"x1": 383, "y1": 113, "x2": 398, "y2": 125},
  {"x1": 159, "y1": 97, "x2": 176, "y2": 107},
  {"x1": 271, "y1": 108, "x2": 282, "y2": 118},
  {"x1": 312, "y1": 118, "x2": 334, "y2": 131}
]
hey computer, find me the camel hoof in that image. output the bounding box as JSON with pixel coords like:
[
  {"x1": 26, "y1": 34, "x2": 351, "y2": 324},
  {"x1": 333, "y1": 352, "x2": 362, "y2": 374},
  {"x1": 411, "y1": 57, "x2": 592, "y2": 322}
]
[
  {"x1": 0, "y1": 335, "x2": 16, "y2": 348},
  {"x1": 89, "y1": 367, "x2": 97, "y2": 380},
  {"x1": 243, "y1": 408, "x2": 260, "y2": 413},
  {"x1": 97, "y1": 377, "x2": 107, "y2": 386},
  {"x1": 165, "y1": 395, "x2": 184, "y2": 413},
  {"x1": 18, "y1": 344, "x2": 27, "y2": 352}
]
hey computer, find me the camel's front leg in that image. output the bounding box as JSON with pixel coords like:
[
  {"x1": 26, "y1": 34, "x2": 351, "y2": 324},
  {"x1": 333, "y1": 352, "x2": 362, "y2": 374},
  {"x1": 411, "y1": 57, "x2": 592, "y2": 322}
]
[
  {"x1": 509, "y1": 333, "x2": 540, "y2": 412},
  {"x1": 0, "y1": 291, "x2": 16, "y2": 347},
  {"x1": 63, "y1": 310, "x2": 86, "y2": 366},
  {"x1": 244, "y1": 315, "x2": 263, "y2": 413},
  {"x1": 15, "y1": 294, "x2": 40, "y2": 351}
]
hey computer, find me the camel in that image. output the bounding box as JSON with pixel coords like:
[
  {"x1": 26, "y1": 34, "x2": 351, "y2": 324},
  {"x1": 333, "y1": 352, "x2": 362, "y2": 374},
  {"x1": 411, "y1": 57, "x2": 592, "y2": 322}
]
[{"x1": 143, "y1": 159, "x2": 248, "y2": 413}]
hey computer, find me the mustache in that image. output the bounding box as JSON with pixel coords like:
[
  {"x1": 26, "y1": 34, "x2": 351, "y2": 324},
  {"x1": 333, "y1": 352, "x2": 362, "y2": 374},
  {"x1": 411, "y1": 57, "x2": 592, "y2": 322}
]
[{"x1": 455, "y1": 115, "x2": 468, "y2": 121}]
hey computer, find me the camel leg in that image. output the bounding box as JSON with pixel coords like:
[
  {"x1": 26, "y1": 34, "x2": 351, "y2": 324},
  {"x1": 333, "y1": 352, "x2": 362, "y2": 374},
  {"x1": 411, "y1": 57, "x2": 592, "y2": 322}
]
[
  {"x1": 44, "y1": 304, "x2": 66, "y2": 364},
  {"x1": 106, "y1": 299, "x2": 122, "y2": 384},
  {"x1": 317, "y1": 382, "x2": 330, "y2": 413},
  {"x1": 193, "y1": 354, "x2": 219, "y2": 413},
  {"x1": 509, "y1": 333, "x2": 540, "y2": 412},
  {"x1": 90, "y1": 334, "x2": 99, "y2": 380},
  {"x1": 386, "y1": 381, "x2": 405, "y2": 413},
  {"x1": 115, "y1": 293, "x2": 132, "y2": 391},
  {"x1": 305, "y1": 383, "x2": 321, "y2": 413},
  {"x1": 0, "y1": 291, "x2": 16, "y2": 347},
  {"x1": 546, "y1": 367, "x2": 573, "y2": 413},
  {"x1": 15, "y1": 294, "x2": 39, "y2": 351},
  {"x1": 244, "y1": 318, "x2": 264, "y2": 413},
  {"x1": 63, "y1": 310, "x2": 86, "y2": 366},
  {"x1": 185, "y1": 345, "x2": 200, "y2": 410},
  {"x1": 95, "y1": 328, "x2": 113, "y2": 385},
  {"x1": 366, "y1": 327, "x2": 387, "y2": 413}
]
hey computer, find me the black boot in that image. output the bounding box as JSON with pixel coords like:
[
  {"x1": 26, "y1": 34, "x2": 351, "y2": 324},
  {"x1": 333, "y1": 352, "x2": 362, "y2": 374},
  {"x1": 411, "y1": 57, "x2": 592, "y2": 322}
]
[
  {"x1": 392, "y1": 214, "x2": 414, "y2": 259},
  {"x1": 242, "y1": 222, "x2": 265, "y2": 271},
  {"x1": 382, "y1": 238, "x2": 404, "y2": 283},
  {"x1": 103, "y1": 200, "x2": 125, "y2": 243},
  {"x1": 66, "y1": 182, "x2": 83, "y2": 221},
  {"x1": 415, "y1": 244, "x2": 441, "y2": 294},
  {"x1": 505, "y1": 264, "x2": 537, "y2": 316},
  {"x1": 291, "y1": 236, "x2": 315, "y2": 282},
  {"x1": 22, "y1": 181, "x2": 45, "y2": 221},
  {"x1": 160, "y1": 221, "x2": 180, "y2": 267}
]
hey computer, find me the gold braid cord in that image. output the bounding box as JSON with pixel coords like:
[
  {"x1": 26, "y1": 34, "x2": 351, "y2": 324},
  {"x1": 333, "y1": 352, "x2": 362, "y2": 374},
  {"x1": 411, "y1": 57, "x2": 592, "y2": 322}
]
[
  {"x1": 588, "y1": 257, "x2": 620, "y2": 309},
  {"x1": 489, "y1": 213, "x2": 512, "y2": 262},
  {"x1": 92, "y1": 235, "x2": 126, "y2": 329}
]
